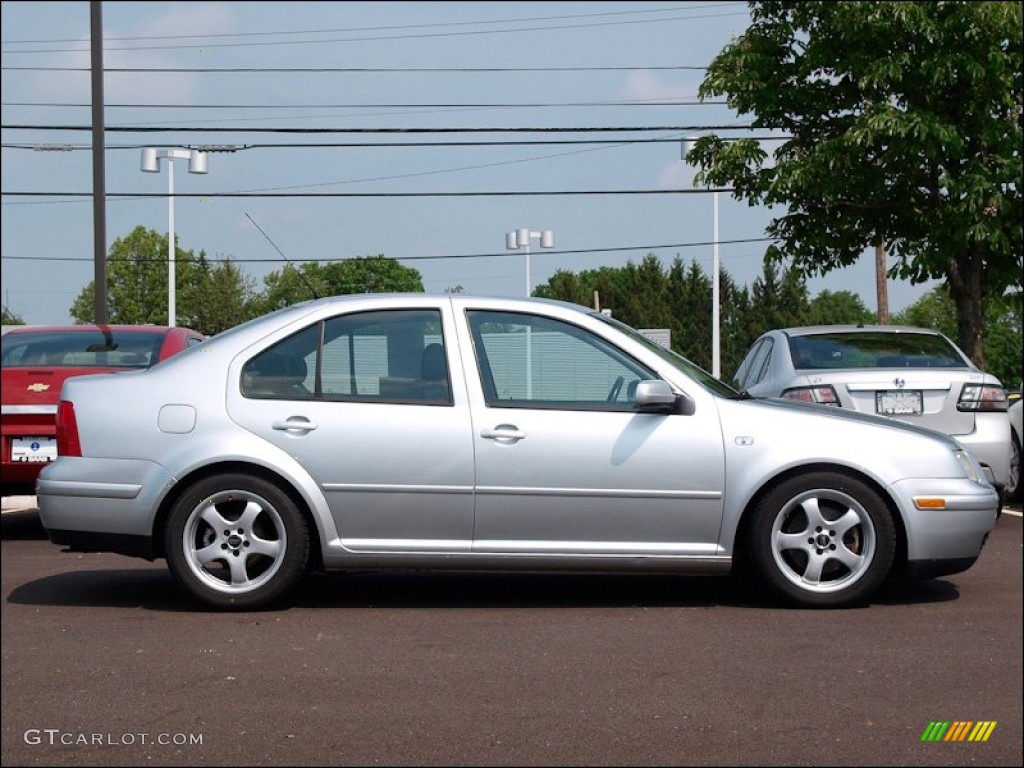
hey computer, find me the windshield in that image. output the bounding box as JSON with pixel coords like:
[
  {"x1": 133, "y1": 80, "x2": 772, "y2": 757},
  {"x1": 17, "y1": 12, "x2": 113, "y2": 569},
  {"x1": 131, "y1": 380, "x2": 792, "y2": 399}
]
[
  {"x1": 1, "y1": 329, "x2": 167, "y2": 368},
  {"x1": 593, "y1": 312, "x2": 739, "y2": 397}
]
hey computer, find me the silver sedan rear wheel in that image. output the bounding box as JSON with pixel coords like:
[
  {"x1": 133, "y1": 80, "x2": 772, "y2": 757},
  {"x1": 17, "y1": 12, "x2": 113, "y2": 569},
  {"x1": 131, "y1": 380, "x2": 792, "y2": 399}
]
[
  {"x1": 748, "y1": 472, "x2": 896, "y2": 607},
  {"x1": 165, "y1": 474, "x2": 309, "y2": 610}
]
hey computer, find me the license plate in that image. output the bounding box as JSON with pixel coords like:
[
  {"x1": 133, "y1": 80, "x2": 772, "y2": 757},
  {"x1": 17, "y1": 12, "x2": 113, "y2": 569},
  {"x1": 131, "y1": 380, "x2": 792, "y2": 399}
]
[
  {"x1": 11, "y1": 437, "x2": 57, "y2": 463},
  {"x1": 876, "y1": 390, "x2": 922, "y2": 416}
]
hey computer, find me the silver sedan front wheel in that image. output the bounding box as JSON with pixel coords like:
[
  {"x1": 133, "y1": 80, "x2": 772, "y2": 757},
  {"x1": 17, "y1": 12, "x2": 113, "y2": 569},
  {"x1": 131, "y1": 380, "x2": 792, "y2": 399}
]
[
  {"x1": 747, "y1": 472, "x2": 896, "y2": 607},
  {"x1": 165, "y1": 474, "x2": 309, "y2": 610}
]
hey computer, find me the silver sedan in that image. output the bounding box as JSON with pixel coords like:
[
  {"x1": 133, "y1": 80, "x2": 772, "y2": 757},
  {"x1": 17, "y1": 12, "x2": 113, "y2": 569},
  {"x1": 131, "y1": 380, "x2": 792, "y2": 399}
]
[
  {"x1": 731, "y1": 325, "x2": 1011, "y2": 491},
  {"x1": 37, "y1": 295, "x2": 998, "y2": 610}
]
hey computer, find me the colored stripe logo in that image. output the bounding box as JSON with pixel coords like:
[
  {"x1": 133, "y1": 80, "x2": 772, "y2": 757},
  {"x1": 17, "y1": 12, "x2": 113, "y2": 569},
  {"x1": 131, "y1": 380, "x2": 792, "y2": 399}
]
[{"x1": 921, "y1": 721, "x2": 997, "y2": 742}]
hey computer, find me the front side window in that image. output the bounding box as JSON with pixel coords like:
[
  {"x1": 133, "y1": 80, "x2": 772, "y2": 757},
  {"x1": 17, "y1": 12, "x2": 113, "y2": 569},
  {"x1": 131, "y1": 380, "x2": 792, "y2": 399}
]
[
  {"x1": 467, "y1": 310, "x2": 654, "y2": 410},
  {"x1": 241, "y1": 309, "x2": 451, "y2": 405}
]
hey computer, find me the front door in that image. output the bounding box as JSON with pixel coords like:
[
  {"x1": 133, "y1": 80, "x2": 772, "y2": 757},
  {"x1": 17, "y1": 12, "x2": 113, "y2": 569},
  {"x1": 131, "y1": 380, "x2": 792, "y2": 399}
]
[{"x1": 460, "y1": 308, "x2": 725, "y2": 557}]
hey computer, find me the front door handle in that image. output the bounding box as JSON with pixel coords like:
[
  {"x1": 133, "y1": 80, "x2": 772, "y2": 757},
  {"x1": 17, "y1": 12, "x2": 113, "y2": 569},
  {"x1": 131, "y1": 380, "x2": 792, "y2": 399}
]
[{"x1": 480, "y1": 425, "x2": 526, "y2": 442}]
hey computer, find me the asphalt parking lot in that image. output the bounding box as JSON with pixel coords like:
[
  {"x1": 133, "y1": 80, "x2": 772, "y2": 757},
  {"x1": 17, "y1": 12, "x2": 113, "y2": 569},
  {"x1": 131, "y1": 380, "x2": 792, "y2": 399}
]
[{"x1": 2, "y1": 495, "x2": 1021, "y2": 767}]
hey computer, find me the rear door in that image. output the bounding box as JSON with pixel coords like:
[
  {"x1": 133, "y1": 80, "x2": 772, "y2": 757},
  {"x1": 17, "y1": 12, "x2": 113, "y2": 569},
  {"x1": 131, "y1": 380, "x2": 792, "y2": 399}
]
[{"x1": 227, "y1": 301, "x2": 476, "y2": 552}]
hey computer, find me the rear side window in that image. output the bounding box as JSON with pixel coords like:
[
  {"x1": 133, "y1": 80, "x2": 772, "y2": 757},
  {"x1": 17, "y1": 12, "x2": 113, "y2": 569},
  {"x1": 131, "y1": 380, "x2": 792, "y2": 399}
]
[
  {"x1": 241, "y1": 309, "x2": 451, "y2": 405},
  {"x1": 788, "y1": 332, "x2": 968, "y2": 369},
  {"x1": 734, "y1": 338, "x2": 774, "y2": 388},
  {"x1": 1, "y1": 330, "x2": 166, "y2": 368}
]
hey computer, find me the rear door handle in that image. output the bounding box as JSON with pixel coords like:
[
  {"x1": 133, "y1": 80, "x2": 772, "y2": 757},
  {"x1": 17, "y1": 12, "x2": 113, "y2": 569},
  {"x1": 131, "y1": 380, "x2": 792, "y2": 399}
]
[{"x1": 272, "y1": 417, "x2": 317, "y2": 433}]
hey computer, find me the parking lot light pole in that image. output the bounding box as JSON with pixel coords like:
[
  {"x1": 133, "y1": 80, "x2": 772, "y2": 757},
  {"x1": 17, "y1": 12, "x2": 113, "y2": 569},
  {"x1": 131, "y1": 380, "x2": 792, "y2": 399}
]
[
  {"x1": 682, "y1": 138, "x2": 720, "y2": 379},
  {"x1": 505, "y1": 229, "x2": 554, "y2": 399},
  {"x1": 140, "y1": 148, "x2": 208, "y2": 327},
  {"x1": 505, "y1": 228, "x2": 554, "y2": 297}
]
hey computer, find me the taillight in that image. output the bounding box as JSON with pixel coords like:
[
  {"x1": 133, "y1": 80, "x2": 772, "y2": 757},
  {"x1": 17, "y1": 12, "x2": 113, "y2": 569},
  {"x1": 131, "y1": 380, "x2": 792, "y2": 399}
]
[
  {"x1": 958, "y1": 384, "x2": 1007, "y2": 412},
  {"x1": 56, "y1": 400, "x2": 82, "y2": 457},
  {"x1": 781, "y1": 385, "x2": 840, "y2": 405}
]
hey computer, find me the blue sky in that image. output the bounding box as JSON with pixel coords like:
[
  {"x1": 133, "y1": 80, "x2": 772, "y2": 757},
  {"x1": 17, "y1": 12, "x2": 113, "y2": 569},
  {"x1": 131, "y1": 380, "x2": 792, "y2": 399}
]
[{"x1": 1, "y1": 1, "x2": 936, "y2": 326}]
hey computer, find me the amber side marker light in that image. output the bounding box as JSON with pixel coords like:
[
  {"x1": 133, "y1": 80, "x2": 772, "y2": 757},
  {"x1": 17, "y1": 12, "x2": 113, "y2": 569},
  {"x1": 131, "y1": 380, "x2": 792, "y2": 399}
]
[{"x1": 915, "y1": 498, "x2": 948, "y2": 510}]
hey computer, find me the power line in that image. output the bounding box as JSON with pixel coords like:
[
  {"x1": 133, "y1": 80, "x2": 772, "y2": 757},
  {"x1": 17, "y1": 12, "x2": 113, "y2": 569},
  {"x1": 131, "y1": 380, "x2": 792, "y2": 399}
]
[
  {"x1": 3, "y1": 100, "x2": 724, "y2": 109},
  {"x1": 1, "y1": 7, "x2": 748, "y2": 54},
  {"x1": 1, "y1": 4, "x2": 741, "y2": 45},
  {"x1": 1, "y1": 237, "x2": 773, "y2": 264},
  {"x1": 3, "y1": 135, "x2": 787, "y2": 151},
  {"x1": 2, "y1": 124, "x2": 752, "y2": 133},
  {"x1": 3, "y1": 190, "x2": 732, "y2": 199},
  {"x1": 1, "y1": 65, "x2": 712, "y2": 73}
]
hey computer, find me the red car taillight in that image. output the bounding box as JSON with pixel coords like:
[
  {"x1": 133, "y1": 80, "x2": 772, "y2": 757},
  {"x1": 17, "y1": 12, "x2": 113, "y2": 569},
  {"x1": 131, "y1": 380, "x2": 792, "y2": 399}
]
[
  {"x1": 957, "y1": 384, "x2": 1007, "y2": 412},
  {"x1": 56, "y1": 400, "x2": 82, "y2": 457},
  {"x1": 781, "y1": 385, "x2": 840, "y2": 405}
]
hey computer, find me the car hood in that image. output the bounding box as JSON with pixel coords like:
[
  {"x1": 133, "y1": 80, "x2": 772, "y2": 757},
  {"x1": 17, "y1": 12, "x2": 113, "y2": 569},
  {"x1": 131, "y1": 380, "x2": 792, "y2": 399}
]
[{"x1": 735, "y1": 394, "x2": 961, "y2": 447}]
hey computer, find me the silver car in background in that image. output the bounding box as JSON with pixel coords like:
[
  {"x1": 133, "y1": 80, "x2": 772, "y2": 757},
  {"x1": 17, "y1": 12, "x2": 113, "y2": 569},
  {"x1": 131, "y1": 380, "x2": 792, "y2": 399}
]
[
  {"x1": 37, "y1": 296, "x2": 998, "y2": 610},
  {"x1": 1007, "y1": 399, "x2": 1022, "y2": 502},
  {"x1": 732, "y1": 325, "x2": 1011, "y2": 491}
]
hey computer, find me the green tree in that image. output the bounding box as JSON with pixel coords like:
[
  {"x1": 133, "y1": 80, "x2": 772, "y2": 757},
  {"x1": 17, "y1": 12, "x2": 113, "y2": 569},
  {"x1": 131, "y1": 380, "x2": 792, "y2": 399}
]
[
  {"x1": 691, "y1": 1, "x2": 1023, "y2": 367},
  {"x1": 894, "y1": 285, "x2": 1023, "y2": 388},
  {"x1": 748, "y1": 261, "x2": 810, "y2": 338},
  {"x1": 71, "y1": 226, "x2": 205, "y2": 326},
  {"x1": 807, "y1": 290, "x2": 875, "y2": 326},
  {"x1": 2, "y1": 306, "x2": 25, "y2": 325},
  {"x1": 187, "y1": 255, "x2": 257, "y2": 335},
  {"x1": 251, "y1": 256, "x2": 424, "y2": 314}
]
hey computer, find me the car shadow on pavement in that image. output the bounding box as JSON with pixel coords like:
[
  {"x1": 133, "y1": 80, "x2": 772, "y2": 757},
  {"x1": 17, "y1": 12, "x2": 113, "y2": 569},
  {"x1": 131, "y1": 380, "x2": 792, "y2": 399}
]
[
  {"x1": 1, "y1": 509, "x2": 47, "y2": 540},
  {"x1": 4, "y1": 508, "x2": 960, "y2": 610},
  {"x1": 5, "y1": 567, "x2": 959, "y2": 612}
]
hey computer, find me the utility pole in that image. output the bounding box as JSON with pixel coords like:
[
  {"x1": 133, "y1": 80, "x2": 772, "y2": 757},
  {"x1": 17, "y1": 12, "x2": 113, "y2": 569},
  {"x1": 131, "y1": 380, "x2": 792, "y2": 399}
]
[
  {"x1": 90, "y1": 1, "x2": 108, "y2": 323},
  {"x1": 875, "y1": 239, "x2": 889, "y2": 325}
]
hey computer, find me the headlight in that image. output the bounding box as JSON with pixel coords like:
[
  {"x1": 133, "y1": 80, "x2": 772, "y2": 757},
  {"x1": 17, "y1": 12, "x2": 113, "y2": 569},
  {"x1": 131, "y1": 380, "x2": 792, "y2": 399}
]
[{"x1": 953, "y1": 448, "x2": 983, "y2": 484}]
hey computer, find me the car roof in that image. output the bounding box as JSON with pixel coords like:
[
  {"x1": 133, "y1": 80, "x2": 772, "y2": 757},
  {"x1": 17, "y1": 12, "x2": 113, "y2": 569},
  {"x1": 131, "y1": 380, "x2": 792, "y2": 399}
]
[
  {"x1": 776, "y1": 325, "x2": 945, "y2": 338},
  {"x1": 4, "y1": 324, "x2": 176, "y2": 333}
]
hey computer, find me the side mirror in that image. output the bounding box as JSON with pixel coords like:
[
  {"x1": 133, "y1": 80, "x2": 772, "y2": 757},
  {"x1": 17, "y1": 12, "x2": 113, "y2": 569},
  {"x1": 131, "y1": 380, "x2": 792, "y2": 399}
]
[{"x1": 634, "y1": 380, "x2": 696, "y2": 415}]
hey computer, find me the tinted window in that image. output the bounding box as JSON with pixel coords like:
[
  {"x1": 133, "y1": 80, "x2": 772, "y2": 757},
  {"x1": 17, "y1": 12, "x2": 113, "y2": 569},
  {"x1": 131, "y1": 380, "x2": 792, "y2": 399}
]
[
  {"x1": 242, "y1": 309, "x2": 451, "y2": 405},
  {"x1": 467, "y1": 310, "x2": 653, "y2": 410},
  {"x1": 734, "y1": 338, "x2": 773, "y2": 388},
  {"x1": 1, "y1": 329, "x2": 167, "y2": 368},
  {"x1": 788, "y1": 332, "x2": 968, "y2": 369}
]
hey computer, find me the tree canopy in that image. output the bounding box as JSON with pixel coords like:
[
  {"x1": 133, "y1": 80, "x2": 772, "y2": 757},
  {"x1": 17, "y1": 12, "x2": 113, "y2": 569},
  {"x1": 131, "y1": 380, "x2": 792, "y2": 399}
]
[
  {"x1": 71, "y1": 226, "x2": 255, "y2": 334},
  {"x1": 249, "y1": 256, "x2": 425, "y2": 315},
  {"x1": 690, "y1": 0, "x2": 1023, "y2": 366},
  {"x1": 534, "y1": 254, "x2": 873, "y2": 377}
]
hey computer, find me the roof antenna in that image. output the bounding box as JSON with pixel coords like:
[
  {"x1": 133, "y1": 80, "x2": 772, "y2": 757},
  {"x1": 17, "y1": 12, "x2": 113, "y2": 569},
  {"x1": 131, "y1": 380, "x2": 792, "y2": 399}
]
[{"x1": 245, "y1": 212, "x2": 320, "y2": 300}]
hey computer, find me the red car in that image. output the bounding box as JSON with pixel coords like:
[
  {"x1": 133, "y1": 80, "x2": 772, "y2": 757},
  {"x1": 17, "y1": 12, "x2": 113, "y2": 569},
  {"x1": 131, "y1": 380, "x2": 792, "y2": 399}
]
[{"x1": 1, "y1": 324, "x2": 206, "y2": 495}]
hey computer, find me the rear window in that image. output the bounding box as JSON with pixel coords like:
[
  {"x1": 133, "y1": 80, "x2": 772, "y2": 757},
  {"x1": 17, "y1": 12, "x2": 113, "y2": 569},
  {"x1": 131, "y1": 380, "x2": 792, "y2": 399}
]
[
  {"x1": 1, "y1": 329, "x2": 167, "y2": 368},
  {"x1": 787, "y1": 332, "x2": 968, "y2": 370}
]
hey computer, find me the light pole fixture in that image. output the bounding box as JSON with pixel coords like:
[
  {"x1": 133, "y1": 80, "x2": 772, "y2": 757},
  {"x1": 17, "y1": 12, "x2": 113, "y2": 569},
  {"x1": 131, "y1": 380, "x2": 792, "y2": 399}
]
[
  {"x1": 682, "y1": 138, "x2": 720, "y2": 379},
  {"x1": 140, "y1": 147, "x2": 208, "y2": 327},
  {"x1": 505, "y1": 228, "x2": 554, "y2": 297}
]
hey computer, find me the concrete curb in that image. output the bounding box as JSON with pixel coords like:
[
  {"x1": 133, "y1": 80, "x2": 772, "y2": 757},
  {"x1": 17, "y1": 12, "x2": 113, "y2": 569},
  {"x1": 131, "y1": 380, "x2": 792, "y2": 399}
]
[{"x1": 1, "y1": 495, "x2": 37, "y2": 513}]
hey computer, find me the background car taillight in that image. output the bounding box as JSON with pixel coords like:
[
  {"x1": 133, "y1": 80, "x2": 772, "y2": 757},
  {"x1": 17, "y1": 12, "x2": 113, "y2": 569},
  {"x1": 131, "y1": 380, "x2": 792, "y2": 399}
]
[
  {"x1": 780, "y1": 385, "x2": 839, "y2": 405},
  {"x1": 957, "y1": 384, "x2": 1007, "y2": 412},
  {"x1": 56, "y1": 400, "x2": 82, "y2": 457}
]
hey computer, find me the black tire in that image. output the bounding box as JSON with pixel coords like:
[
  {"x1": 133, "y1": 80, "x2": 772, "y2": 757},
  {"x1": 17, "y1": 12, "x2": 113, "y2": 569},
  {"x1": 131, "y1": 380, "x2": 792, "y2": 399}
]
[
  {"x1": 165, "y1": 473, "x2": 310, "y2": 610},
  {"x1": 746, "y1": 472, "x2": 896, "y2": 608},
  {"x1": 1006, "y1": 430, "x2": 1021, "y2": 503}
]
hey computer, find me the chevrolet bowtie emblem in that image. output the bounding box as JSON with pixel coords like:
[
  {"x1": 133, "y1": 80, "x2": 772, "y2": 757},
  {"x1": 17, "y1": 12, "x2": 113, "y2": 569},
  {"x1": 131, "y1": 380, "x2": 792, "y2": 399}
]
[{"x1": 27, "y1": 383, "x2": 51, "y2": 393}]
